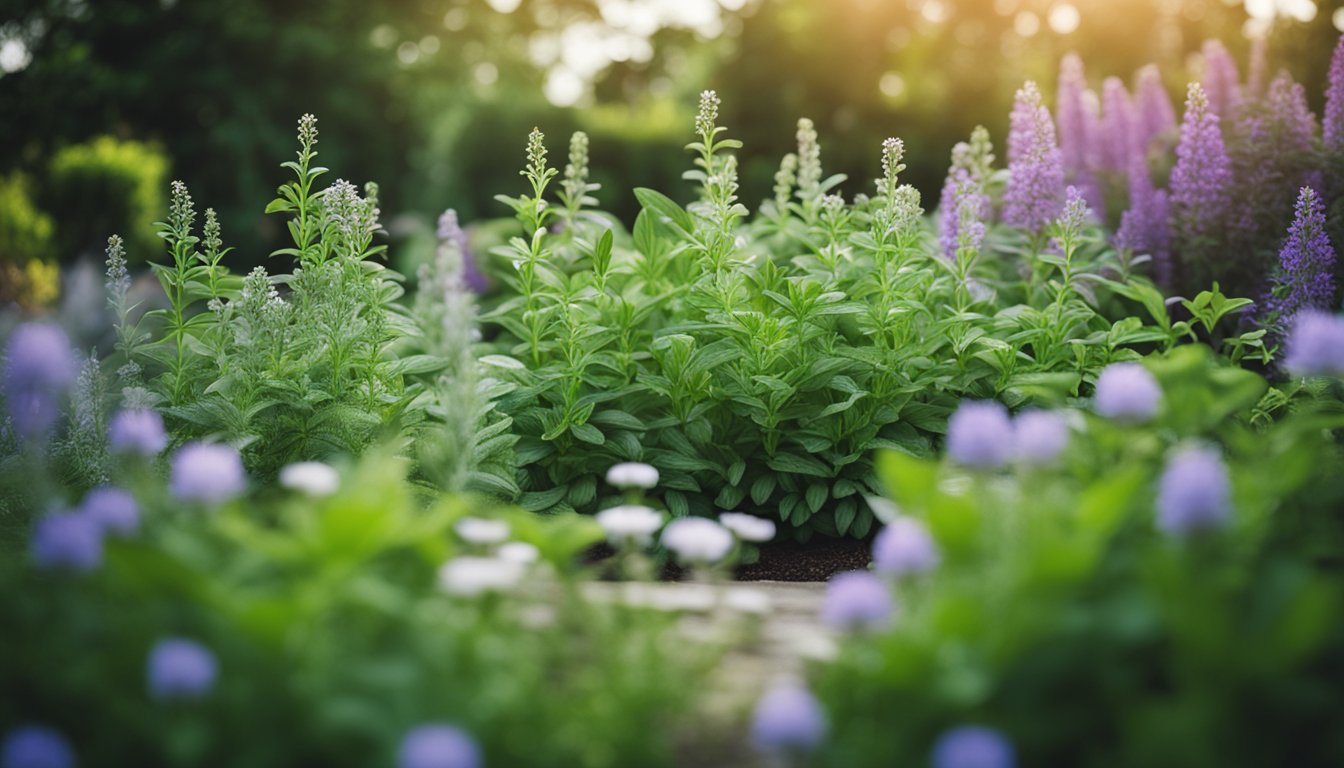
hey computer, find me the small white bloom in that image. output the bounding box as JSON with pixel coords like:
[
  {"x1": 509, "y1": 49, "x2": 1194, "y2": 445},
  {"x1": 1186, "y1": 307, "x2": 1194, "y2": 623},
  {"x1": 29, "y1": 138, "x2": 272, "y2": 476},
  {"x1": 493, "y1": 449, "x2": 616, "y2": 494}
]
[
  {"x1": 719, "y1": 512, "x2": 776, "y2": 542},
  {"x1": 454, "y1": 517, "x2": 511, "y2": 545},
  {"x1": 437, "y1": 556, "x2": 525, "y2": 597},
  {"x1": 605, "y1": 462, "x2": 660, "y2": 490},
  {"x1": 278, "y1": 461, "x2": 340, "y2": 497},
  {"x1": 596, "y1": 504, "x2": 664, "y2": 546},
  {"x1": 661, "y1": 517, "x2": 735, "y2": 565},
  {"x1": 497, "y1": 541, "x2": 540, "y2": 564},
  {"x1": 723, "y1": 587, "x2": 773, "y2": 615}
]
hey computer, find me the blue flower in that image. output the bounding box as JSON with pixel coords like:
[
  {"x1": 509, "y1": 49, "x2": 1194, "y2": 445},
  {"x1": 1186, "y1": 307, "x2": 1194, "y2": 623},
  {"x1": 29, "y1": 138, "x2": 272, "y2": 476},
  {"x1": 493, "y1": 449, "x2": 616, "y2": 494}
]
[
  {"x1": 821, "y1": 570, "x2": 894, "y2": 631},
  {"x1": 1156, "y1": 447, "x2": 1231, "y2": 536},
  {"x1": 31, "y1": 513, "x2": 103, "y2": 573},
  {"x1": 931, "y1": 725, "x2": 1016, "y2": 768},
  {"x1": 750, "y1": 683, "x2": 827, "y2": 752},
  {"x1": 1283, "y1": 311, "x2": 1344, "y2": 377},
  {"x1": 169, "y1": 443, "x2": 246, "y2": 505},
  {"x1": 397, "y1": 724, "x2": 482, "y2": 768},
  {"x1": 147, "y1": 638, "x2": 218, "y2": 702},
  {"x1": 1013, "y1": 410, "x2": 1069, "y2": 466},
  {"x1": 79, "y1": 487, "x2": 139, "y2": 537},
  {"x1": 1093, "y1": 362, "x2": 1161, "y2": 423},
  {"x1": 2, "y1": 725, "x2": 75, "y2": 768},
  {"x1": 107, "y1": 409, "x2": 168, "y2": 456},
  {"x1": 3, "y1": 323, "x2": 75, "y2": 440},
  {"x1": 871, "y1": 518, "x2": 938, "y2": 577},
  {"x1": 947, "y1": 401, "x2": 1014, "y2": 470}
]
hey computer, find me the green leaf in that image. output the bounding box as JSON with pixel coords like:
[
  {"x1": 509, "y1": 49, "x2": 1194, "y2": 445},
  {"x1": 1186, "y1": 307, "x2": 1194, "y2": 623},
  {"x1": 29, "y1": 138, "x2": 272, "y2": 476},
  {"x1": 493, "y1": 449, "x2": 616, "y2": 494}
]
[
  {"x1": 634, "y1": 187, "x2": 694, "y2": 233},
  {"x1": 766, "y1": 452, "x2": 832, "y2": 478}
]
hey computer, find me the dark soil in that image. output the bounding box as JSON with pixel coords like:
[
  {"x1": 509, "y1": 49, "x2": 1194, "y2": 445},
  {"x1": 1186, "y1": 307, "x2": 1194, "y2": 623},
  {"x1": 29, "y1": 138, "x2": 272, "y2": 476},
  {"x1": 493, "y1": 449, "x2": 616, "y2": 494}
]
[{"x1": 582, "y1": 536, "x2": 871, "y2": 583}]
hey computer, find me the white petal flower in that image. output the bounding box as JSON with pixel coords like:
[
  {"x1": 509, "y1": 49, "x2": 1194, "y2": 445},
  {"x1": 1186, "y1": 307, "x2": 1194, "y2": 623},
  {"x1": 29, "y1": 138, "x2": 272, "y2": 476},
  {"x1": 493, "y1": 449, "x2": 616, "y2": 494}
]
[
  {"x1": 595, "y1": 504, "x2": 664, "y2": 546},
  {"x1": 605, "y1": 462, "x2": 660, "y2": 490},
  {"x1": 719, "y1": 512, "x2": 776, "y2": 542},
  {"x1": 723, "y1": 587, "x2": 773, "y2": 615},
  {"x1": 454, "y1": 517, "x2": 510, "y2": 545},
  {"x1": 497, "y1": 541, "x2": 540, "y2": 564},
  {"x1": 278, "y1": 461, "x2": 340, "y2": 497},
  {"x1": 661, "y1": 517, "x2": 735, "y2": 565},
  {"x1": 437, "y1": 556, "x2": 525, "y2": 597}
]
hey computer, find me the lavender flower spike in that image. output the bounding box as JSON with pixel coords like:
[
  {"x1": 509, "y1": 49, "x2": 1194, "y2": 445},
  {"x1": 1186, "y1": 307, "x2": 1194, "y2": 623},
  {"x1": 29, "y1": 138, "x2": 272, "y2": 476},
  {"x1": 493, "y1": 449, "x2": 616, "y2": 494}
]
[
  {"x1": 1200, "y1": 39, "x2": 1241, "y2": 119},
  {"x1": 1270, "y1": 187, "x2": 1337, "y2": 322},
  {"x1": 1170, "y1": 83, "x2": 1231, "y2": 257},
  {"x1": 1056, "y1": 54, "x2": 1091, "y2": 177},
  {"x1": 1133, "y1": 64, "x2": 1177, "y2": 154},
  {"x1": 1005, "y1": 81, "x2": 1066, "y2": 234},
  {"x1": 1325, "y1": 34, "x2": 1344, "y2": 153},
  {"x1": 1115, "y1": 153, "x2": 1172, "y2": 283},
  {"x1": 1097, "y1": 77, "x2": 1137, "y2": 174}
]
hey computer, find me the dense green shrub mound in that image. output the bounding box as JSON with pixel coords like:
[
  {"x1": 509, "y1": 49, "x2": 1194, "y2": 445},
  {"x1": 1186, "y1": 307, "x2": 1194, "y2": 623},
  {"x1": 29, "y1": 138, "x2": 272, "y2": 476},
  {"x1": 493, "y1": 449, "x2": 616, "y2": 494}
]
[{"x1": 480, "y1": 95, "x2": 1230, "y2": 540}]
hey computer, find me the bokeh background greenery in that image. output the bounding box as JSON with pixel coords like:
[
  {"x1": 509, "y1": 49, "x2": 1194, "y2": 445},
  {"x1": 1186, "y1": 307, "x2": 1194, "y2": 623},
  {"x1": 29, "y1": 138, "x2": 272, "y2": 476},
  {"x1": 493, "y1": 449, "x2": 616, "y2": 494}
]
[{"x1": 3, "y1": 0, "x2": 1344, "y2": 277}]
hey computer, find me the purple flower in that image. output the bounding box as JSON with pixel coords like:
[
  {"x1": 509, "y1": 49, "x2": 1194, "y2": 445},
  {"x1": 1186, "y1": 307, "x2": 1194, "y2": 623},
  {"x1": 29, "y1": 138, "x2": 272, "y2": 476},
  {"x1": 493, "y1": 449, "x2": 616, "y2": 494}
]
[
  {"x1": 750, "y1": 683, "x2": 827, "y2": 752},
  {"x1": 1200, "y1": 39, "x2": 1241, "y2": 119},
  {"x1": 1283, "y1": 311, "x2": 1344, "y2": 376},
  {"x1": 1325, "y1": 34, "x2": 1344, "y2": 153},
  {"x1": 931, "y1": 725, "x2": 1017, "y2": 768},
  {"x1": 1246, "y1": 36, "x2": 1268, "y2": 100},
  {"x1": 1005, "y1": 81, "x2": 1066, "y2": 234},
  {"x1": 107, "y1": 409, "x2": 168, "y2": 456},
  {"x1": 169, "y1": 442, "x2": 246, "y2": 505},
  {"x1": 939, "y1": 166, "x2": 986, "y2": 262},
  {"x1": 31, "y1": 512, "x2": 103, "y2": 572},
  {"x1": 79, "y1": 487, "x2": 140, "y2": 537},
  {"x1": 1170, "y1": 83, "x2": 1231, "y2": 256},
  {"x1": 1133, "y1": 65, "x2": 1177, "y2": 154},
  {"x1": 1097, "y1": 77, "x2": 1136, "y2": 174},
  {"x1": 2, "y1": 726, "x2": 76, "y2": 768},
  {"x1": 397, "y1": 724, "x2": 482, "y2": 768},
  {"x1": 147, "y1": 638, "x2": 218, "y2": 701},
  {"x1": 1115, "y1": 154, "x2": 1172, "y2": 284},
  {"x1": 1056, "y1": 54, "x2": 1091, "y2": 179},
  {"x1": 3, "y1": 323, "x2": 76, "y2": 440},
  {"x1": 1269, "y1": 187, "x2": 1337, "y2": 323},
  {"x1": 872, "y1": 517, "x2": 938, "y2": 577},
  {"x1": 1156, "y1": 447, "x2": 1231, "y2": 536},
  {"x1": 437, "y1": 209, "x2": 488, "y2": 294},
  {"x1": 1094, "y1": 362, "x2": 1161, "y2": 423},
  {"x1": 821, "y1": 570, "x2": 893, "y2": 631},
  {"x1": 1013, "y1": 410, "x2": 1069, "y2": 466},
  {"x1": 946, "y1": 401, "x2": 1014, "y2": 470}
]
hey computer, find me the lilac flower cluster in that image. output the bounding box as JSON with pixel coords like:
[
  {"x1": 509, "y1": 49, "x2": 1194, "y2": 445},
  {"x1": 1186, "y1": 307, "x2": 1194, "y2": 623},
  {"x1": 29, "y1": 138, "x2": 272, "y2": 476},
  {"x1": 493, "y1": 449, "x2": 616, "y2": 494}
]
[
  {"x1": 1169, "y1": 83, "x2": 1231, "y2": 256},
  {"x1": 821, "y1": 570, "x2": 894, "y2": 631},
  {"x1": 1005, "y1": 81, "x2": 1066, "y2": 234},
  {"x1": 1283, "y1": 311, "x2": 1344, "y2": 377},
  {"x1": 750, "y1": 682, "x2": 828, "y2": 752},
  {"x1": 398, "y1": 724, "x2": 481, "y2": 768},
  {"x1": 946, "y1": 402, "x2": 1071, "y2": 470},
  {"x1": 1268, "y1": 187, "x2": 1337, "y2": 324},
  {"x1": 169, "y1": 442, "x2": 247, "y2": 505},
  {"x1": 3, "y1": 323, "x2": 76, "y2": 441},
  {"x1": 30, "y1": 484, "x2": 143, "y2": 572},
  {"x1": 1200, "y1": 39, "x2": 1241, "y2": 119},
  {"x1": 1093, "y1": 362, "x2": 1162, "y2": 423},
  {"x1": 931, "y1": 725, "x2": 1017, "y2": 768},
  {"x1": 2, "y1": 726, "x2": 76, "y2": 768},
  {"x1": 147, "y1": 638, "x2": 218, "y2": 701},
  {"x1": 1156, "y1": 447, "x2": 1231, "y2": 536}
]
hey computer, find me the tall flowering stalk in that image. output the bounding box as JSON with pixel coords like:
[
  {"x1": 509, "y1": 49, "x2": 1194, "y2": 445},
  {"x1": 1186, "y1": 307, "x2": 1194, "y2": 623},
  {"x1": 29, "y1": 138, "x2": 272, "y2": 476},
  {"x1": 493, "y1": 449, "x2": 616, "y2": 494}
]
[
  {"x1": 1097, "y1": 77, "x2": 1137, "y2": 175},
  {"x1": 1201, "y1": 39, "x2": 1241, "y2": 119},
  {"x1": 1005, "y1": 81, "x2": 1065, "y2": 236},
  {"x1": 937, "y1": 126, "x2": 994, "y2": 261},
  {"x1": 1056, "y1": 54, "x2": 1103, "y2": 212},
  {"x1": 1266, "y1": 187, "x2": 1337, "y2": 329},
  {"x1": 1115, "y1": 154, "x2": 1172, "y2": 283},
  {"x1": 1134, "y1": 65, "x2": 1177, "y2": 155},
  {"x1": 1170, "y1": 83, "x2": 1231, "y2": 277},
  {"x1": 1246, "y1": 37, "x2": 1268, "y2": 101},
  {"x1": 1325, "y1": 34, "x2": 1344, "y2": 154}
]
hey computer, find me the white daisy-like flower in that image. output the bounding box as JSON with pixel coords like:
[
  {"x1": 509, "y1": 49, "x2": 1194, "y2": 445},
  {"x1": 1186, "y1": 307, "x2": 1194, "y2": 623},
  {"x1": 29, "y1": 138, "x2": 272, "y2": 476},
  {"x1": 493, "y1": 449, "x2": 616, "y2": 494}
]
[
  {"x1": 497, "y1": 541, "x2": 540, "y2": 564},
  {"x1": 595, "y1": 504, "x2": 664, "y2": 546},
  {"x1": 454, "y1": 517, "x2": 510, "y2": 545},
  {"x1": 719, "y1": 512, "x2": 776, "y2": 542},
  {"x1": 605, "y1": 462, "x2": 660, "y2": 490},
  {"x1": 661, "y1": 517, "x2": 735, "y2": 565},
  {"x1": 278, "y1": 461, "x2": 340, "y2": 497},
  {"x1": 436, "y1": 556, "x2": 525, "y2": 597}
]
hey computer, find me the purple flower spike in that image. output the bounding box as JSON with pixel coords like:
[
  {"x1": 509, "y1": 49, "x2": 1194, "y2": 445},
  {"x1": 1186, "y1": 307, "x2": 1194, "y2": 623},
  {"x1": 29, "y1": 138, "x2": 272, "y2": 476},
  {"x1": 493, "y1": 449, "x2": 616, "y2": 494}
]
[
  {"x1": 31, "y1": 512, "x2": 103, "y2": 573},
  {"x1": 872, "y1": 517, "x2": 939, "y2": 577},
  {"x1": 1056, "y1": 54, "x2": 1091, "y2": 179},
  {"x1": 397, "y1": 724, "x2": 482, "y2": 768},
  {"x1": 931, "y1": 725, "x2": 1017, "y2": 768},
  {"x1": 1005, "y1": 81, "x2": 1066, "y2": 234},
  {"x1": 1133, "y1": 64, "x2": 1177, "y2": 154},
  {"x1": 147, "y1": 638, "x2": 218, "y2": 702},
  {"x1": 1200, "y1": 39, "x2": 1241, "y2": 119},
  {"x1": 169, "y1": 442, "x2": 246, "y2": 505},
  {"x1": 1170, "y1": 83, "x2": 1231, "y2": 256},
  {"x1": 821, "y1": 570, "x2": 894, "y2": 632},
  {"x1": 79, "y1": 487, "x2": 140, "y2": 537},
  {"x1": 1094, "y1": 362, "x2": 1161, "y2": 423},
  {"x1": 947, "y1": 401, "x2": 1014, "y2": 470},
  {"x1": 1269, "y1": 187, "x2": 1337, "y2": 323},
  {"x1": 1283, "y1": 311, "x2": 1344, "y2": 377},
  {"x1": 1325, "y1": 35, "x2": 1344, "y2": 153},
  {"x1": 1115, "y1": 153, "x2": 1172, "y2": 283},
  {"x1": 1156, "y1": 447, "x2": 1231, "y2": 536},
  {"x1": 1097, "y1": 77, "x2": 1137, "y2": 174},
  {"x1": 3, "y1": 323, "x2": 76, "y2": 440},
  {"x1": 107, "y1": 408, "x2": 168, "y2": 457},
  {"x1": 750, "y1": 683, "x2": 828, "y2": 752},
  {"x1": 2, "y1": 726, "x2": 76, "y2": 768}
]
